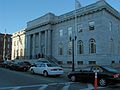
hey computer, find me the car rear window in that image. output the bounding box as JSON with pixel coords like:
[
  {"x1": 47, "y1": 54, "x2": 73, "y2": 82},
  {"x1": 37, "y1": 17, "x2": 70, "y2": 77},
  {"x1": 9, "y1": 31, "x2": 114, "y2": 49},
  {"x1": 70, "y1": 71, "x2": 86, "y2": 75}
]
[{"x1": 47, "y1": 64, "x2": 57, "y2": 67}]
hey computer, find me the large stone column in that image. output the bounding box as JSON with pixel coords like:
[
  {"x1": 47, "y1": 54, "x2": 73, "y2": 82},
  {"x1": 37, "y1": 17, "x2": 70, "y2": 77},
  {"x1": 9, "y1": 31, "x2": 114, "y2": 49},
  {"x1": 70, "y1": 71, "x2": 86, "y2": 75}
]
[
  {"x1": 32, "y1": 34, "x2": 35, "y2": 58},
  {"x1": 45, "y1": 30, "x2": 48, "y2": 56},
  {"x1": 39, "y1": 32, "x2": 41, "y2": 53},
  {"x1": 26, "y1": 35, "x2": 30, "y2": 59},
  {"x1": 48, "y1": 30, "x2": 52, "y2": 56}
]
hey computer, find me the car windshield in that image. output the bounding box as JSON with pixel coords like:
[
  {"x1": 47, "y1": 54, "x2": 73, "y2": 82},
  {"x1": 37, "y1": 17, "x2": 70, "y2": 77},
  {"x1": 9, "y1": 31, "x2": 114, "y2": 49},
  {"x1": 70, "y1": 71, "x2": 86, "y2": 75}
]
[
  {"x1": 47, "y1": 64, "x2": 58, "y2": 67},
  {"x1": 103, "y1": 66, "x2": 118, "y2": 72},
  {"x1": 82, "y1": 66, "x2": 91, "y2": 71}
]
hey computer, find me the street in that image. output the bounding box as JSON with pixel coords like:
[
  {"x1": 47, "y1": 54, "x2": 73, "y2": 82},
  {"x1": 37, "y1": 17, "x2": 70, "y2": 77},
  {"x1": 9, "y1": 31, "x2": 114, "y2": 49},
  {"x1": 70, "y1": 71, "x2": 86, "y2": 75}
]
[{"x1": 0, "y1": 68, "x2": 120, "y2": 90}]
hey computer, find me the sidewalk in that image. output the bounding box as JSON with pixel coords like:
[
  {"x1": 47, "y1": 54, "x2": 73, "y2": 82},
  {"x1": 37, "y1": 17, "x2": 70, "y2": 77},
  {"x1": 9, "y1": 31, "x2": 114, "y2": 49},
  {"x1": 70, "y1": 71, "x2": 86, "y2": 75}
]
[{"x1": 62, "y1": 63, "x2": 120, "y2": 74}]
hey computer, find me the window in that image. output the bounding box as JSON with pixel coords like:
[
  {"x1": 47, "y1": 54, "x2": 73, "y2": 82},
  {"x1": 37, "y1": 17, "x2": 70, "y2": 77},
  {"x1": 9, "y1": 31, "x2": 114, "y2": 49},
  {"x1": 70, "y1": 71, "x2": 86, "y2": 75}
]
[
  {"x1": 67, "y1": 61, "x2": 72, "y2": 64},
  {"x1": 7, "y1": 44, "x2": 10, "y2": 49},
  {"x1": 109, "y1": 38, "x2": 113, "y2": 54},
  {"x1": 89, "y1": 61, "x2": 96, "y2": 65},
  {"x1": 58, "y1": 61, "x2": 63, "y2": 65},
  {"x1": 1, "y1": 37, "x2": 3, "y2": 41},
  {"x1": 20, "y1": 49, "x2": 23, "y2": 56},
  {"x1": 78, "y1": 24, "x2": 83, "y2": 32},
  {"x1": 117, "y1": 24, "x2": 119, "y2": 32},
  {"x1": 41, "y1": 64, "x2": 45, "y2": 67},
  {"x1": 89, "y1": 21, "x2": 94, "y2": 30},
  {"x1": 89, "y1": 38, "x2": 96, "y2": 53},
  {"x1": 118, "y1": 42, "x2": 120, "y2": 54},
  {"x1": 68, "y1": 27, "x2": 72, "y2": 37},
  {"x1": 58, "y1": 43, "x2": 63, "y2": 55},
  {"x1": 8, "y1": 38, "x2": 10, "y2": 42},
  {"x1": 14, "y1": 49, "x2": 15, "y2": 58},
  {"x1": 59, "y1": 29, "x2": 63, "y2": 37},
  {"x1": 14, "y1": 41, "x2": 16, "y2": 46},
  {"x1": 77, "y1": 61, "x2": 83, "y2": 65},
  {"x1": 109, "y1": 21, "x2": 112, "y2": 31},
  {"x1": 77, "y1": 40, "x2": 84, "y2": 54},
  {"x1": 68, "y1": 41, "x2": 72, "y2": 55}
]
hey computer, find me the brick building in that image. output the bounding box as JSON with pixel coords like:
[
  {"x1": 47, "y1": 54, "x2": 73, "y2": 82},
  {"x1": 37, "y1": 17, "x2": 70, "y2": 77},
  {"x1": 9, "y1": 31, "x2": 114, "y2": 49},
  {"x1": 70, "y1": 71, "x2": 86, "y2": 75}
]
[{"x1": 0, "y1": 33, "x2": 12, "y2": 61}]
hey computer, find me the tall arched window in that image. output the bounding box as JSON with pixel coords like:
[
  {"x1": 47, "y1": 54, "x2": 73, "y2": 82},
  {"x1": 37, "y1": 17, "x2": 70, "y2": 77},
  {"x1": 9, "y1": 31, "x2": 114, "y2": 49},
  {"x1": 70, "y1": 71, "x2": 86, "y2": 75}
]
[
  {"x1": 58, "y1": 43, "x2": 64, "y2": 55},
  {"x1": 77, "y1": 40, "x2": 84, "y2": 54},
  {"x1": 89, "y1": 38, "x2": 96, "y2": 53},
  {"x1": 118, "y1": 42, "x2": 120, "y2": 54},
  {"x1": 109, "y1": 38, "x2": 114, "y2": 54},
  {"x1": 20, "y1": 49, "x2": 23, "y2": 56},
  {"x1": 67, "y1": 41, "x2": 72, "y2": 55}
]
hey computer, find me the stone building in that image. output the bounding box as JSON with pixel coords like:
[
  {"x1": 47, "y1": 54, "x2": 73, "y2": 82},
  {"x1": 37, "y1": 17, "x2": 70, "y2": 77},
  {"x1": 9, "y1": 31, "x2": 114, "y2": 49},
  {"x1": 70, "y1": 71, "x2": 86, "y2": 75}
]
[
  {"x1": 11, "y1": 29, "x2": 26, "y2": 60},
  {"x1": 24, "y1": 0, "x2": 120, "y2": 65}
]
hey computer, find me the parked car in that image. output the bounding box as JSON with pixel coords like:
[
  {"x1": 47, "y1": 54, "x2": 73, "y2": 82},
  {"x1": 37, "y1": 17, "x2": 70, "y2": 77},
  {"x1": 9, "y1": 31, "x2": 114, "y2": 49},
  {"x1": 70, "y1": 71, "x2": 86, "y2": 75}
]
[
  {"x1": 0, "y1": 60, "x2": 14, "y2": 68},
  {"x1": 67, "y1": 65, "x2": 120, "y2": 87},
  {"x1": 10, "y1": 61, "x2": 31, "y2": 71},
  {"x1": 29, "y1": 63, "x2": 64, "y2": 76},
  {"x1": 0, "y1": 60, "x2": 4, "y2": 67}
]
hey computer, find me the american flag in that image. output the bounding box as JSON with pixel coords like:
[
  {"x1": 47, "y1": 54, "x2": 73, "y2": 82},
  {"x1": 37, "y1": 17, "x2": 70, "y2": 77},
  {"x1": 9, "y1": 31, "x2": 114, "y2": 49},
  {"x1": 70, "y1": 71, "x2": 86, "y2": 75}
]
[{"x1": 75, "y1": 0, "x2": 81, "y2": 10}]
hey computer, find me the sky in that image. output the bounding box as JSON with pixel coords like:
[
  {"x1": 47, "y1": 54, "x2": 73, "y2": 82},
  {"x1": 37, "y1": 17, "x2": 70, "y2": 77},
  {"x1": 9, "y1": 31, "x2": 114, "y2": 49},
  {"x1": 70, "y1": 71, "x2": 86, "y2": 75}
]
[{"x1": 0, "y1": 0, "x2": 120, "y2": 34}]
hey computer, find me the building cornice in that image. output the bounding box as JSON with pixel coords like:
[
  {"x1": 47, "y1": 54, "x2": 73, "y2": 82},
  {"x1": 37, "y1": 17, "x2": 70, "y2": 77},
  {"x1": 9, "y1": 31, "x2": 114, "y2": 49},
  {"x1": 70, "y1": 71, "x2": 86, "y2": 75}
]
[
  {"x1": 26, "y1": 0, "x2": 120, "y2": 31},
  {"x1": 12, "y1": 29, "x2": 26, "y2": 38}
]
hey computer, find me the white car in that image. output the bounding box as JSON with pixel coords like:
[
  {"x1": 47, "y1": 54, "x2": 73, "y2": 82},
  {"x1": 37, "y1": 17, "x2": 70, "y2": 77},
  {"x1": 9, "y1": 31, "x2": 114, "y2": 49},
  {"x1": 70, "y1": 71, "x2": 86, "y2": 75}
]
[{"x1": 29, "y1": 63, "x2": 64, "y2": 76}]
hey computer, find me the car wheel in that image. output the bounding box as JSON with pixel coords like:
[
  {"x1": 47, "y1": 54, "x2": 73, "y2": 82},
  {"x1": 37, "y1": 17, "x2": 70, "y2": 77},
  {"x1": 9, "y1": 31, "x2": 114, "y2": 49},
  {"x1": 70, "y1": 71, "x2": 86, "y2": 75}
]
[
  {"x1": 99, "y1": 78, "x2": 107, "y2": 87},
  {"x1": 43, "y1": 71, "x2": 48, "y2": 77},
  {"x1": 71, "y1": 75, "x2": 76, "y2": 82},
  {"x1": 31, "y1": 69, "x2": 35, "y2": 74}
]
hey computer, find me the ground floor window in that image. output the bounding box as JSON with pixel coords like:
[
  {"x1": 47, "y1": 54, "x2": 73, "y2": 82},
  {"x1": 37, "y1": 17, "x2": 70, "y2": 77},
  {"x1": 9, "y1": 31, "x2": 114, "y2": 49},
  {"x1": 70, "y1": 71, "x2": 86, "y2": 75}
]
[
  {"x1": 111, "y1": 61, "x2": 115, "y2": 64},
  {"x1": 77, "y1": 61, "x2": 83, "y2": 65},
  {"x1": 89, "y1": 61, "x2": 96, "y2": 65},
  {"x1": 58, "y1": 61, "x2": 63, "y2": 65},
  {"x1": 67, "y1": 61, "x2": 72, "y2": 64}
]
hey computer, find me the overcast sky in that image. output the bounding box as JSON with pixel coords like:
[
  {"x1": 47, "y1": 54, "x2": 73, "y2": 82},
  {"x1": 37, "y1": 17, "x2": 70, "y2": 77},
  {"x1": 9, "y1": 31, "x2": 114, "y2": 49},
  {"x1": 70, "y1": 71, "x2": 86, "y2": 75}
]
[{"x1": 0, "y1": 0, "x2": 120, "y2": 34}]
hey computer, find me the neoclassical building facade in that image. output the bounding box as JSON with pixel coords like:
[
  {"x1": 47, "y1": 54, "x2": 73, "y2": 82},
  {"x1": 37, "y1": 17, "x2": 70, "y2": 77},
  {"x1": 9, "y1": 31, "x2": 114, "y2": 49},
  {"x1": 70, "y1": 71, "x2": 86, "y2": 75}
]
[
  {"x1": 24, "y1": 0, "x2": 120, "y2": 65},
  {"x1": 11, "y1": 29, "x2": 26, "y2": 60}
]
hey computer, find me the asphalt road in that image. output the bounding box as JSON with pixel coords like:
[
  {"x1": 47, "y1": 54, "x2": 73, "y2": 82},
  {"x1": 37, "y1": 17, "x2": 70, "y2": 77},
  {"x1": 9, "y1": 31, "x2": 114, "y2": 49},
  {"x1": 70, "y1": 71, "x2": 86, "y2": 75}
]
[{"x1": 0, "y1": 68, "x2": 120, "y2": 90}]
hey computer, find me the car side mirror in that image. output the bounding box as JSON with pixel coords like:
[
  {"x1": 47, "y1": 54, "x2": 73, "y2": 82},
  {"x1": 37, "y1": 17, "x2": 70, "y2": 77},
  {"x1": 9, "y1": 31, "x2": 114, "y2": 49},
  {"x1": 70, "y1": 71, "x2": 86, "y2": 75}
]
[{"x1": 31, "y1": 65, "x2": 37, "y2": 67}]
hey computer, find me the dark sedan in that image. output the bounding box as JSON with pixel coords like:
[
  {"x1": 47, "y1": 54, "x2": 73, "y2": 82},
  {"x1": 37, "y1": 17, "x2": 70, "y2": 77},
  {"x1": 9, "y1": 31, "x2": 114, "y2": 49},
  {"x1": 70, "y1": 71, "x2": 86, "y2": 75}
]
[
  {"x1": 0, "y1": 60, "x2": 14, "y2": 68},
  {"x1": 67, "y1": 65, "x2": 120, "y2": 87},
  {"x1": 10, "y1": 61, "x2": 31, "y2": 71}
]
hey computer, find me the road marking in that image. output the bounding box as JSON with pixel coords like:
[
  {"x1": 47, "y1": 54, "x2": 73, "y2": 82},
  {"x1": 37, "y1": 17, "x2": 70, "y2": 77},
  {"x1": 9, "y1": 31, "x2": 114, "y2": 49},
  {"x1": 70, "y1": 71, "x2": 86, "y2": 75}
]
[
  {"x1": 87, "y1": 84, "x2": 94, "y2": 89},
  {"x1": 80, "y1": 84, "x2": 105, "y2": 90},
  {"x1": 38, "y1": 85, "x2": 48, "y2": 90},
  {"x1": 0, "y1": 82, "x2": 72, "y2": 90},
  {"x1": 80, "y1": 84, "x2": 93, "y2": 90},
  {"x1": 11, "y1": 87, "x2": 21, "y2": 90},
  {"x1": 0, "y1": 84, "x2": 45, "y2": 89},
  {"x1": 61, "y1": 82, "x2": 70, "y2": 90},
  {"x1": 49, "y1": 83, "x2": 58, "y2": 85}
]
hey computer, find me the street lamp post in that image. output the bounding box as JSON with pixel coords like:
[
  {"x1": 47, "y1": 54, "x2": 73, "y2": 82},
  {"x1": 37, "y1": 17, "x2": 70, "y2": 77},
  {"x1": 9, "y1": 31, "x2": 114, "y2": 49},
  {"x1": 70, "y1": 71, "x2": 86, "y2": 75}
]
[
  {"x1": 70, "y1": 36, "x2": 77, "y2": 71},
  {"x1": 72, "y1": 39, "x2": 75, "y2": 71}
]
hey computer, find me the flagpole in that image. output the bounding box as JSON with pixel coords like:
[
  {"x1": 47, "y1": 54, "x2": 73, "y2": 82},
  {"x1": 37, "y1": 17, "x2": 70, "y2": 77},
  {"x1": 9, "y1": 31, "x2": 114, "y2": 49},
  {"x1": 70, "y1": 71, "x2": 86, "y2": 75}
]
[
  {"x1": 75, "y1": 0, "x2": 77, "y2": 69},
  {"x1": 71, "y1": 0, "x2": 80, "y2": 71},
  {"x1": 3, "y1": 29, "x2": 6, "y2": 61},
  {"x1": 74, "y1": 0, "x2": 81, "y2": 68}
]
